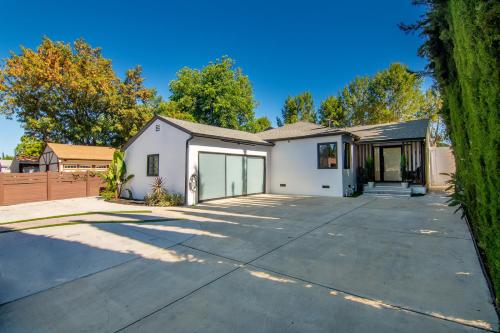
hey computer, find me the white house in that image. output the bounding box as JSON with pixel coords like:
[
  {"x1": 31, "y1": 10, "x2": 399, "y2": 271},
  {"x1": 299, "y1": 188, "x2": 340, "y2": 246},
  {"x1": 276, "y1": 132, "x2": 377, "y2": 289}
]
[
  {"x1": 124, "y1": 116, "x2": 430, "y2": 205},
  {"x1": 0, "y1": 159, "x2": 12, "y2": 173}
]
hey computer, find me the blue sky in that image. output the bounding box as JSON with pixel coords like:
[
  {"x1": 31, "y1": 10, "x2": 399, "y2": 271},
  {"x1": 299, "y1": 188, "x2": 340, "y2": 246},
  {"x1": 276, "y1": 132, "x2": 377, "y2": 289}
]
[{"x1": 0, "y1": 0, "x2": 427, "y2": 156}]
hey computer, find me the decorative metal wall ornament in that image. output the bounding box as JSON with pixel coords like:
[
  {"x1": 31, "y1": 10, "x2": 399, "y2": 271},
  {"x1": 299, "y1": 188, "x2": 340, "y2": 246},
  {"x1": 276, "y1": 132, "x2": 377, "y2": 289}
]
[{"x1": 189, "y1": 174, "x2": 198, "y2": 192}]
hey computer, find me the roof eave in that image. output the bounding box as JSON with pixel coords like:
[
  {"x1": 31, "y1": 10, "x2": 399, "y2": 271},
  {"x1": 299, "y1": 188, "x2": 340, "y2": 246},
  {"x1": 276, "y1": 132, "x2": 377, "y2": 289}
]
[
  {"x1": 357, "y1": 136, "x2": 427, "y2": 143},
  {"x1": 264, "y1": 131, "x2": 358, "y2": 142},
  {"x1": 192, "y1": 133, "x2": 274, "y2": 146}
]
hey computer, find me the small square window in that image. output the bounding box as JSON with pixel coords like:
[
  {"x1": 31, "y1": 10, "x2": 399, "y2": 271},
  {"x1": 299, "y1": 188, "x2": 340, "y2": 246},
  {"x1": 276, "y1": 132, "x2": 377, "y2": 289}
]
[
  {"x1": 318, "y1": 142, "x2": 337, "y2": 169},
  {"x1": 343, "y1": 142, "x2": 351, "y2": 169},
  {"x1": 147, "y1": 154, "x2": 159, "y2": 176}
]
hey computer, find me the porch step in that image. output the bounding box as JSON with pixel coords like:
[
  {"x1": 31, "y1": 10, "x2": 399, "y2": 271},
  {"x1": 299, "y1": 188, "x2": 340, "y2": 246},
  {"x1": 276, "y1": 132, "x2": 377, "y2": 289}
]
[{"x1": 363, "y1": 185, "x2": 411, "y2": 197}]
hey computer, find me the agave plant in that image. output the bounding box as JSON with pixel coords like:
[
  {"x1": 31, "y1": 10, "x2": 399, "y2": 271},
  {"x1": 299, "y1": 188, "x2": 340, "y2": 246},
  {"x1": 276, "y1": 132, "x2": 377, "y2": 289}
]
[
  {"x1": 442, "y1": 172, "x2": 467, "y2": 219},
  {"x1": 101, "y1": 151, "x2": 134, "y2": 199}
]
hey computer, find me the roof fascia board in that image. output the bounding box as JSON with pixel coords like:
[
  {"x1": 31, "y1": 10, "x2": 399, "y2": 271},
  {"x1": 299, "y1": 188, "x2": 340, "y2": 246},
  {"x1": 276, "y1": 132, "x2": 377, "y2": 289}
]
[{"x1": 266, "y1": 131, "x2": 358, "y2": 142}]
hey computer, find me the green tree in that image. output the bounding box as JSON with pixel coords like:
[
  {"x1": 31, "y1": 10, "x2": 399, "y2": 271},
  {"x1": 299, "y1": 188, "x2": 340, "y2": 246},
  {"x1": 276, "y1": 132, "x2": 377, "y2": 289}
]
[
  {"x1": 340, "y1": 76, "x2": 372, "y2": 126},
  {"x1": 156, "y1": 99, "x2": 196, "y2": 122},
  {"x1": 277, "y1": 92, "x2": 316, "y2": 126},
  {"x1": 1, "y1": 153, "x2": 14, "y2": 160},
  {"x1": 402, "y1": 0, "x2": 499, "y2": 304},
  {"x1": 14, "y1": 135, "x2": 44, "y2": 157},
  {"x1": 319, "y1": 63, "x2": 440, "y2": 127},
  {"x1": 0, "y1": 37, "x2": 155, "y2": 147},
  {"x1": 169, "y1": 56, "x2": 257, "y2": 130},
  {"x1": 318, "y1": 96, "x2": 347, "y2": 127},
  {"x1": 251, "y1": 116, "x2": 272, "y2": 132}
]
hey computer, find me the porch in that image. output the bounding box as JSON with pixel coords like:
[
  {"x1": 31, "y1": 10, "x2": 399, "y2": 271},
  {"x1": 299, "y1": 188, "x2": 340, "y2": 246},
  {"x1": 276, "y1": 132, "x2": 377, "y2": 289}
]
[{"x1": 355, "y1": 140, "x2": 426, "y2": 186}]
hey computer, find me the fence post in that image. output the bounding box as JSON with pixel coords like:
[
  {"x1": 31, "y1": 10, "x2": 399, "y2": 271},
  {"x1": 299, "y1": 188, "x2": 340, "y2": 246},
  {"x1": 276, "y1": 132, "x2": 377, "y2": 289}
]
[
  {"x1": 0, "y1": 173, "x2": 4, "y2": 206},
  {"x1": 86, "y1": 171, "x2": 90, "y2": 197},
  {"x1": 46, "y1": 172, "x2": 50, "y2": 201}
]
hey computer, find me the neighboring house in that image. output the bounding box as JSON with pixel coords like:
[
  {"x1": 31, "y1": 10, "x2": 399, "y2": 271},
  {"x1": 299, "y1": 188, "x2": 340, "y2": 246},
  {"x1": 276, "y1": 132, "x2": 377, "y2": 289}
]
[
  {"x1": 0, "y1": 160, "x2": 12, "y2": 173},
  {"x1": 39, "y1": 143, "x2": 115, "y2": 172},
  {"x1": 10, "y1": 156, "x2": 40, "y2": 173},
  {"x1": 124, "y1": 116, "x2": 430, "y2": 205}
]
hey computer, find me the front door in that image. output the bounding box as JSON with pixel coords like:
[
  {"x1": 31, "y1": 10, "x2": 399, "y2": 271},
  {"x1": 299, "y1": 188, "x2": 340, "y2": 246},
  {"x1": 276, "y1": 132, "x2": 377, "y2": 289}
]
[{"x1": 381, "y1": 147, "x2": 402, "y2": 181}]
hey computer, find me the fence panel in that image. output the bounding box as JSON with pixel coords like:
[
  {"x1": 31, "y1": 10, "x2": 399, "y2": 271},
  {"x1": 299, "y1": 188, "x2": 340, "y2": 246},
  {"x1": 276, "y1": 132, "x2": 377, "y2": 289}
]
[
  {"x1": 0, "y1": 173, "x2": 47, "y2": 205},
  {"x1": 0, "y1": 172, "x2": 106, "y2": 206},
  {"x1": 48, "y1": 172, "x2": 87, "y2": 200},
  {"x1": 429, "y1": 147, "x2": 456, "y2": 187}
]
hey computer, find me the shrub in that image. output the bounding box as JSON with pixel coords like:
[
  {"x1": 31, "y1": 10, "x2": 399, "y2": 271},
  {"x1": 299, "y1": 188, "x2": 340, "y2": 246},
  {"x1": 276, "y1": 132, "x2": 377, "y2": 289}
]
[
  {"x1": 405, "y1": 0, "x2": 499, "y2": 304},
  {"x1": 100, "y1": 151, "x2": 134, "y2": 199},
  {"x1": 144, "y1": 177, "x2": 184, "y2": 207}
]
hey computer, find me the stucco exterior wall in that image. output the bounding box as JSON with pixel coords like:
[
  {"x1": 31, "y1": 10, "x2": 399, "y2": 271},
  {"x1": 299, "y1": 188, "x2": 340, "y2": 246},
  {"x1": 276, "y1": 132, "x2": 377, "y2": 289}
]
[
  {"x1": 268, "y1": 135, "x2": 346, "y2": 197},
  {"x1": 124, "y1": 119, "x2": 190, "y2": 200},
  {"x1": 186, "y1": 137, "x2": 270, "y2": 205}
]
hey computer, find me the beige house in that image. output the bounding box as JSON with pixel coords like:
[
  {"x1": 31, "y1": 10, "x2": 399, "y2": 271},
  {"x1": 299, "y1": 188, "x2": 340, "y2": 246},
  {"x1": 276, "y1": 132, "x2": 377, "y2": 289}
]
[{"x1": 39, "y1": 143, "x2": 115, "y2": 172}]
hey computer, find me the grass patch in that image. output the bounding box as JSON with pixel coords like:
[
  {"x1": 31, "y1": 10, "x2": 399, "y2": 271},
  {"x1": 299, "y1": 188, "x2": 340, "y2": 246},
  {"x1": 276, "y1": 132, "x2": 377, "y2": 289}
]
[
  {"x1": 0, "y1": 218, "x2": 181, "y2": 234},
  {"x1": 0, "y1": 210, "x2": 153, "y2": 225},
  {"x1": 350, "y1": 191, "x2": 363, "y2": 198}
]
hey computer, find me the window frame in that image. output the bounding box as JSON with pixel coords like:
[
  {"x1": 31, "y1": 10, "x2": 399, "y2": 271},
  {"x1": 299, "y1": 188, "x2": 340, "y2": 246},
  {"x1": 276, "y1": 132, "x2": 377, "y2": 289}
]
[
  {"x1": 317, "y1": 142, "x2": 338, "y2": 169},
  {"x1": 147, "y1": 154, "x2": 159, "y2": 177},
  {"x1": 343, "y1": 142, "x2": 351, "y2": 169}
]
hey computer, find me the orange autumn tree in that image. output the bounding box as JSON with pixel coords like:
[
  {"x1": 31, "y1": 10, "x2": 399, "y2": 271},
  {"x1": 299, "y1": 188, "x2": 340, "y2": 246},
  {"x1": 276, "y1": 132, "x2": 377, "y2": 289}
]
[{"x1": 0, "y1": 37, "x2": 155, "y2": 147}]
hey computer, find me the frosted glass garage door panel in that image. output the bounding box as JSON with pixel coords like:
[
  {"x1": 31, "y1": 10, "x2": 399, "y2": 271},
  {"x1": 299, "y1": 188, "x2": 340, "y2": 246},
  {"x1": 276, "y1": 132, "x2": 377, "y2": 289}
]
[
  {"x1": 226, "y1": 155, "x2": 245, "y2": 197},
  {"x1": 246, "y1": 157, "x2": 265, "y2": 194},
  {"x1": 199, "y1": 153, "x2": 226, "y2": 201}
]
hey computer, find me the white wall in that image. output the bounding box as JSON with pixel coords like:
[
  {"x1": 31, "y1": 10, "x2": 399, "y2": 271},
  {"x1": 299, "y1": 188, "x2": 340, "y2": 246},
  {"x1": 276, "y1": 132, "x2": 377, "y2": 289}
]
[
  {"x1": 429, "y1": 146, "x2": 455, "y2": 186},
  {"x1": 269, "y1": 135, "x2": 346, "y2": 197},
  {"x1": 124, "y1": 119, "x2": 190, "y2": 200},
  {"x1": 186, "y1": 137, "x2": 270, "y2": 205}
]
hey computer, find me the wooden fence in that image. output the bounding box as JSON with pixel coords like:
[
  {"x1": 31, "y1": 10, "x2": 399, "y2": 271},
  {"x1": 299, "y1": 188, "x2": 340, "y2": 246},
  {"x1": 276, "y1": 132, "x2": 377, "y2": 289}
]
[{"x1": 0, "y1": 172, "x2": 106, "y2": 206}]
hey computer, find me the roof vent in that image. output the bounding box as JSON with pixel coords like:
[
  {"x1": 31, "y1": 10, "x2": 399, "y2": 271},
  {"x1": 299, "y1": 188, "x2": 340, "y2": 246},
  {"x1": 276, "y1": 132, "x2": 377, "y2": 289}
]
[{"x1": 155, "y1": 124, "x2": 160, "y2": 132}]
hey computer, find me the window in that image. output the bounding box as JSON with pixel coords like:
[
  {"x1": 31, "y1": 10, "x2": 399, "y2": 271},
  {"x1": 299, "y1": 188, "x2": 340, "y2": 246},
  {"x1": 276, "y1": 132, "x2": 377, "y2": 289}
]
[
  {"x1": 64, "y1": 164, "x2": 77, "y2": 169},
  {"x1": 147, "y1": 154, "x2": 159, "y2": 176},
  {"x1": 343, "y1": 142, "x2": 351, "y2": 169},
  {"x1": 94, "y1": 165, "x2": 109, "y2": 169},
  {"x1": 317, "y1": 142, "x2": 337, "y2": 169}
]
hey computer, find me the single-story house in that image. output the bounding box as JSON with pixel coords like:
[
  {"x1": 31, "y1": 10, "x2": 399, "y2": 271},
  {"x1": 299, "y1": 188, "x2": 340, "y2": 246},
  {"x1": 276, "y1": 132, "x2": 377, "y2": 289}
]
[
  {"x1": 123, "y1": 115, "x2": 429, "y2": 205},
  {"x1": 0, "y1": 159, "x2": 12, "y2": 173},
  {"x1": 39, "y1": 143, "x2": 115, "y2": 172}
]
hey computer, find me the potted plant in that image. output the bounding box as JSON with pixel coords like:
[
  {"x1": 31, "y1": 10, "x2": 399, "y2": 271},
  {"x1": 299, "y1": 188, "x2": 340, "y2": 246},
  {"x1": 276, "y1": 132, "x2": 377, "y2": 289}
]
[
  {"x1": 364, "y1": 157, "x2": 375, "y2": 188},
  {"x1": 400, "y1": 155, "x2": 409, "y2": 188}
]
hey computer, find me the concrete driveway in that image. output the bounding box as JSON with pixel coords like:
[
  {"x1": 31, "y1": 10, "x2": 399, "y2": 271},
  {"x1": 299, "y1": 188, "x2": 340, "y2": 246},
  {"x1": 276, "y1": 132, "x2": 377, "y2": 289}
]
[{"x1": 0, "y1": 194, "x2": 497, "y2": 332}]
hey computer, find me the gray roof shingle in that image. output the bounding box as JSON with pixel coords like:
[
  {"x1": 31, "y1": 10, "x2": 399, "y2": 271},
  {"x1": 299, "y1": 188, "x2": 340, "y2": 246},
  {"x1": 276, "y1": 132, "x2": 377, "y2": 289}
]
[
  {"x1": 124, "y1": 115, "x2": 429, "y2": 150},
  {"x1": 257, "y1": 119, "x2": 429, "y2": 142},
  {"x1": 347, "y1": 119, "x2": 429, "y2": 142},
  {"x1": 257, "y1": 121, "x2": 350, "y2": 141},
  {"x1": 159, "y1": 116, "x2": 272, "y2": 145}
]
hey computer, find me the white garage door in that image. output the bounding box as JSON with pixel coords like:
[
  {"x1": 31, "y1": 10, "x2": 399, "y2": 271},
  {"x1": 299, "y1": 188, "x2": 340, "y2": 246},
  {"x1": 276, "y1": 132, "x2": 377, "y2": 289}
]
[{"x1": 198, "y1": 153, "x2": 265, "y2": 201}]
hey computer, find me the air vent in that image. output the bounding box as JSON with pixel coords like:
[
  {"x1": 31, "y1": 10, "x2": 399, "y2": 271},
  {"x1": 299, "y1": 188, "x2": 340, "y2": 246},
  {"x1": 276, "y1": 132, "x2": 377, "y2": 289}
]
[
  {"x1": 155, "y1": 124, "x2": 160, "y2": 131},
  {"x1": 280, "y1": 184, "x2": 286, "y2": 187},
  {"x1": 322, "y1": 185, "x2": 330, "y2": 189}
]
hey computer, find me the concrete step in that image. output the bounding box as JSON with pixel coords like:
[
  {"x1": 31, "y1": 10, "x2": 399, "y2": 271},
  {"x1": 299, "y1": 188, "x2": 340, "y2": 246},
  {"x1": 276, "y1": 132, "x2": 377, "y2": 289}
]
[{"x1": 363, "y1": 185, "x2": 411, "y2": 197}]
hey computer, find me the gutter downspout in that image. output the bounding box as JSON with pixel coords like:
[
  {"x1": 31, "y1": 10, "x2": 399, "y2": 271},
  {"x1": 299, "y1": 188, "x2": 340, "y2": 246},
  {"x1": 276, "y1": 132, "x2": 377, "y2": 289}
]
[{"x1": 184, "y1": 135, "x2": 194, "y2": 205}]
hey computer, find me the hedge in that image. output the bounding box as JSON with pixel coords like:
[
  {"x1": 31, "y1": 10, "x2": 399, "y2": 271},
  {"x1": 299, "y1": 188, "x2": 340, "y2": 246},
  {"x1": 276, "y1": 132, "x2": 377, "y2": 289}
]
[{"x1": 415, "y1": 0, "x2": 499, "y2": 305}]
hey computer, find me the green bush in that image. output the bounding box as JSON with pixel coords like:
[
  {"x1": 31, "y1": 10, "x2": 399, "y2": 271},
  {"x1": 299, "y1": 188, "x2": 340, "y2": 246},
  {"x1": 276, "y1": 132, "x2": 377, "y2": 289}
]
[
  {"x1": 100, "y1": 189, "x2": 116, "y2": 201},
  {"x1": 144, "y1": 177, "x2": 184, "y2": 207},
  {"x1": 409, "y1": 0, "x2": 499, "y2": 304}
]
